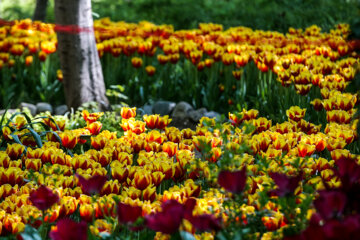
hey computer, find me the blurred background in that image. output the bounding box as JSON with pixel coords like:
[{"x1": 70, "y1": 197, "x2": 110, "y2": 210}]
[{"x1": 1, "y1": 0, "x2": 360, "y2": 35}]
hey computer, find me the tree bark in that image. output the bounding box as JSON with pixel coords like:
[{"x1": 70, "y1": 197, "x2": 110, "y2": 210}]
[
  {"x1": 33, "y1": 0, "x2": 48, "y2": 22},
  {"x1": 54, "y1": 0, "x2": 110, "y2": 111}
]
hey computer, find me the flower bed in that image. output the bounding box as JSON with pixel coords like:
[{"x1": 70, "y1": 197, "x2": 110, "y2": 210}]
[
  {"x1": 0, "y1": 19, "x2": 359, "y2": 116},
  {"x1": 0, "y1": 93, "x2": 359, "y2": 239},
  {"x1": 0, "y1": 17, "x2": 359, "y2": 240}
]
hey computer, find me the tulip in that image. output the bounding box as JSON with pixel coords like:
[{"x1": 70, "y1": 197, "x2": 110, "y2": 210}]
[
  {"x1": 218, "y1": 167, "x2": 247, "y2": 194},
  {"x1": 112, "y1": 166, "x2": 129, "y2": 183},
  {"x1": 186, "y1": 214, "x2": 222, "y2": 232},
  {"x1": 29, "y1": 185, "x2": 59, "y2": 211},
  {"x1": 145, "y1": 65, "x2": 156, "y2": 76},
  {"x1": 157, "y1": 115, "x2": 172, "y2": 129},
  {"x1": 143, "y1": 114, "x2": 159, "y2": 129},
  {"x1": 269, "y1": 172, "x2": 302, "y2": 197},
  {"x1": 6, "y1": 143, "x2": 25, "y2": 160},
  {"x1": 145, "y1": 200, "x2": 185, "y2": 234},
  {"x1": 117, "y1": 202, "x2": 143, "y2": 224},
  {"x1": 146, "y1": 130, "x2": 164, "y2": 144},
  {"x1": 49, "y1": 218, "x2": 87, "y2": 240},
  {"x1": 133, "y1": 170, "x2": 152, "y2": 190},
  {"x1": 76, "y1": 174, "x2": 108, "y2": 195},
  {"x1": 82, "y1": 110, "x2": 104, "y2": 123},
  {"x1": 142, "y1": 185, "x2": 156, "y2": 202},
  {"x1": 151, "y1": 171, "x2": 165, "y2": 187},
  {"x1": 121, "y1": 107, "x2": 137, "y2": 119},
  {"x1": 59, "y1": 131, "x2": 78, "y2": 149},
  {"x1": 91, "y1": 135, "x2": 107, "y2": 150},
  {"x1": 25, "y1": 55, "x2": 33, "y2": 66},
  {"x1": 131, "y1": 57, "x2": 143, "y2": 68},
  {"x1": 86, "y1": 121, "x2": 102, "y2": 135},
  {"x1": 57, "y1": 69, "x2": 63, "y2": 82},
  {"x1": 80, "y1": 204, "x2": 95, "y2": 222},
  {"x1": 314, "y1": 190, "x2": 347, "y2": 220},
  {"x1": 162, "y1": 142, "x2": 178, "y2": 157},
  {"x1": 286, "y1": 106, "x2": 306, "y2": 122},
  {"x1": 38, "y1": 51, "x2": 47, "y2": 61}
]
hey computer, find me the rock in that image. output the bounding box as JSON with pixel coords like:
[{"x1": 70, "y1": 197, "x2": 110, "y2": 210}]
[
  {"x1": 169, "y1": 116, "x2": 197, "y2": 130},
  {"x1": 152, "y1": 101, "x2": 176, "y2": 116},
  {"x1": 141, "y1": 104, "x2": 153, "y2": 116},
  {"x1": 19, "y1": 102, "x2": 37, "y2": 116},
  {"x1": 0, "y1": 109, "x2": 17, "y2": 116},
  {"x1": 205, "y1": 111, "x2": 221, "y2": 120},
  {"x1": 136, "y1": 105, "x2": 153, "y2": 117},
  {"x1": 171, "y1": 101, "x2": 194, "y2": 119},
  {"x1": 36, "y1": 102, "x2": 53, "y2": 114},
  {"x1": 188, "y1": 108, "x2": 207, "y2": 122},
  {"x1": 55, "y1": 105, "x2": 68, "y2": 115}
]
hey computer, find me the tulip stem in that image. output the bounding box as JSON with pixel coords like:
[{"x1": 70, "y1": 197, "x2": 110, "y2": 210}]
[{"x1": 40, "y1": 210, "x2": 48, "y2": 240}]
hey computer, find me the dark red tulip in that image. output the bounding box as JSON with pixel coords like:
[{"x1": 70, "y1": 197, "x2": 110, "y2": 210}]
[
  {"x1": 186, "y1": 214, "x2": 222, "y2": 232},
  {"x1": 336, "y1": 158, "x2": 360, "y2": 190},
  {"x1": 76, "y1": 174, "x2": 107, "y2": 195},
  {"x1": 145, "y1": 200, "x2": 185, "y2": 234},
  {"x1": 269, "y1": 172, "x2": 302, "y2": 197},
  {"x1": 29, "y1": 185, "x2": 59, "y2": 211},
  {"x1": 183, "y1": 198, "x2": 197, "y2": 219},
  {"x1": 299, "y1": 224, "x2": 326, "y2": 240},
  {"x1": 218, "y1": 167, "x2": 247, "y2": 194},
  {"x1": 49, "y1": 218, "x2": 87, "y2": 240},
  {"x1": 314, "y1": 190, "x2": 347, "y2": 220},
  {"x1": 117, "y1": 202, "x2": 143, "y2": 224}
]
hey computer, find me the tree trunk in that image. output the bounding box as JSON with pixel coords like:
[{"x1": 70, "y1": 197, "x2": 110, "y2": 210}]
[
  {"x1": 33, "y1": 0, "x2": 48, "y2": 22},
  {"x1": 54, "y1": 0, "x2": 110, "y2": 111}
]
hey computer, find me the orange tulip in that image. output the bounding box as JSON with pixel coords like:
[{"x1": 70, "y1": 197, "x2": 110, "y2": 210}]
[
  {"x1": 162, "y1": 142, "x2": 178, "y2": 157},
  {"x1": 145, "y1": 65, "x2": 156, "y2": 76},
  {"x1": 112, "y1": 166, "x2": 129, "y2": 183},
  {"x1": 121, "y1": 107, "x2": 137, "y2": 119},
  {"x1": 157, "y1": 115, "x2": 172, "y2": 129},
  {"x1": 133, "y1": 170, "x2": 151, "y2": 190},
  {"x1": 59, "y1": 131, "x2": 78, "y2": 149},
  {"x1": 6, "y1": 143, "x2": 25, "y2": 160},
  {"x1": 86, "y1": 121, "x2": 102, "y2": 135},
  {"x1": 143, "y1": 114, "x2": 159, "y2": 129},
  {"x1": 82, "y1": 110, "x2": 104, "y2": 124}
]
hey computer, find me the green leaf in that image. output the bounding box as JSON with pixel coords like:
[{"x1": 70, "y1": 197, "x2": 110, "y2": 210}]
[
  {"x1": 0, "y1": 101, "x2": 12, "y2": 127},
  {"x1": 27, "y1": 128, "x2": 43, "y2": 148},
  {"x1": 10, "y1": 134, "x2": 23, "y2": 145},
  {"x1": 20, "y1": 225, "x2": 41, "y2": 240}
]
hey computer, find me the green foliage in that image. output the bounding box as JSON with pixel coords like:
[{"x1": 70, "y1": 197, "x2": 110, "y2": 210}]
[
  {"x1": 90, "y1": 0, "x2": 359, "y2": 32},
  {"x1": 0, "y1": 53, "x2": 63, "y2": 108},
  {"x1": 1, "y1": 0, "x2": 359, "y2": 33}
]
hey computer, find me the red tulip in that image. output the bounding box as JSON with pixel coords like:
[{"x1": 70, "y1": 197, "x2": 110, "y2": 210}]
[
  {"x1": 186, "y1": 214, "x2": 222, "y2": 232},
  {"x1": 269, "y1": 172, "x2": 302, "y2": 197},
  {"x1": 29, "y1": 185, "x2": 59, "y2": 211},
  {"x1": 117, "y1": 202, "x2": 143, "y2": 224},
  {"x1": 49, "y1": 218, "x2": 87, "y2": 240},
  {"x1": 76, "y1": 174, "x2": 107, "y2": 195},
  {"x1": 314, "y1": 190, "x2": 347, "y2": 220},
  {"x1": 218, "y1": 167, "x2": 247, "y2": 194},
  {"x1": 335, "y1": 158, "x2": 360, "y2": 190},
  {"x1": 145, "y1": 200, "x2": 184, "y2": 234}
]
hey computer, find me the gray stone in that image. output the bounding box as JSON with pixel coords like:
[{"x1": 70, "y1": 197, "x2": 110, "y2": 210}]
[
  {"x1": 55, "y1": 105, "x2": 68, "y2": 115},
  {"x1": 19, "y1": 102, "x2": 37, "y2": 116},
  {"x1": 152, "y1": 101, "x2": 176, "y2": 116},
  {"x1": 36, "y1": 102, "x2": 53, "y2": 114},
  {"x1": 205, "y1": 111, "x2": 221, "y2": 120},
  {"x1": 188, "y1": 108, "x2": 207, "y2": 122},
  {"x1": 136, "y1": 105, "x2": 153, "y2": 117},
  {"x1": 171, "y1": 101, "x2": 194, "y2": 119},
  {"x1": 0, "y1": 109, "x2": 17, "y2": 115}
]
